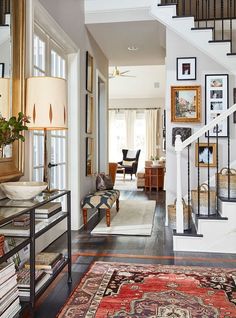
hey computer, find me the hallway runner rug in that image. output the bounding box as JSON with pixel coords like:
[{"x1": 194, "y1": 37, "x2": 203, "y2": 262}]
[
  {"x1": 58, "y1": 261, "x2": 236, "y2": 317},
  {"x1": 91, "y1": 200, "x2": 156, "y2": 236}
]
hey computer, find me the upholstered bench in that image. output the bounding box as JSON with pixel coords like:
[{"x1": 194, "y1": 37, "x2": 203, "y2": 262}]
[{"x1": 81, "y1": 189, "x2": 120, "y2": 227}]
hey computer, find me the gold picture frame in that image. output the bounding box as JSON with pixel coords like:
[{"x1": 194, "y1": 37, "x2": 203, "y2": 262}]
[
  {"x1": 86, "y1": 94, "x2": 93, "y2": 134},
  {"x1": 195, "y1": 143, "x2": 216, "y2": 167},
  {"x1": 86, "y1": 51, "x2": 93, "y2": 93},
  {"x1": 86, "y1": 137, "x2": 93, "y2": 176},
  {"x1": 171, "y1": 86, "x2": 201, "y2": 122}
]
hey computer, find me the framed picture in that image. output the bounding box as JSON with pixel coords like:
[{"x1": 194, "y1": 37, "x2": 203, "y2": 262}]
[
  {"x1": 86, "y1": 94, "x2": 94, "y2": 134},
  {"x1": 171, "y1": 86, "x2": 201, "y2": 122},
  {"x1": 233, "y1": 88, "x2": 236, "y2": 123},
  {"x1": 86, "y1": 137, "x2": 93, "y2": 176},
  {"x1": 86, "y1": 51, "x2": 93, "y2": 93},
  {"x1": 205, "y1": 74, "x2": 229, "y2": 137},
  {"x1": 177, "y1": 57, "x2": 196, "y2": 80},
  {"x1": 172, "y1": 127, "x2": 192, "y2": 146},
  {"x1": 0, "y1": 63, "x2": 4, "y2": 78},
  {"x1": 195, "y1": 143, "x2": 216, "y2": 167}
]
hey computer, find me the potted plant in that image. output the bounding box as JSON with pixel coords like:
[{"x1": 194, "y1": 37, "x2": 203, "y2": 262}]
[
  {"x1": 150, "y1": 155, "x2": 159, "y2": 166},
  {"x1": 0, "y1": 112, "x2": 30, "y2": 157}
]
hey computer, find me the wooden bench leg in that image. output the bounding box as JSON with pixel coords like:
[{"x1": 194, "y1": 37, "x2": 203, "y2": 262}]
[
  {"x1": 82, "y1": 208, "x2": 88, "y2": 228},
  {"x1": 106, "y1": 209, "x2": 111, "y2": 227},
  {"x1": 116, "y1": 198, "x2": 119, "y2": 212}
]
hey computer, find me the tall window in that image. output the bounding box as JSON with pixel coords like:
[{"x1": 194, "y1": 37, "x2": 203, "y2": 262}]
[{"x1": 32, "y1": 26, "x2": 67, "y2": 190}]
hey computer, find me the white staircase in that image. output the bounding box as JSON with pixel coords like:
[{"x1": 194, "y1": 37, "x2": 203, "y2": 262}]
[{"x1": 150, "y1": 1, "x2": 236, "y2": 74}]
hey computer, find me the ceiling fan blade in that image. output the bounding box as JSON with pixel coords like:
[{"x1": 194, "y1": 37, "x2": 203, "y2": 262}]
[
  {"x1": 120, "y1": 70, "x2": 130, "y2": 75},
  {"x1": 120, "y1": 75, "x2": 136, "y2": 78}
]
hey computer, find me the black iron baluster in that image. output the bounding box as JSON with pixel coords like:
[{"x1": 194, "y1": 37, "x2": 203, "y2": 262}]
[
  {"x1": 213, "y1": 0, "x2": 216, "y2": 40},
  {"x1": 228, "y1": 116, "x2": 231, "y2": 199},
  {"x1": 197, "y1": 138, "x2": 200, "y2": 216},
  {"x1": 183, "y1": 0, "x2": 186, "y2": 15},
  {"x1": 221, "y1": 0, "x2": 224, "y2": 40},
  {"x1": 202, "y1": 0, "x2": 204, "y2": 20},
  {"x1": 205, "y1": 0, "x2": 208, "y2": 27},
  {"x1": 207, "y1": 130, "x2": 210, "y2": 216},
  {"x1": 188, "y1": 145, "x2": 191, "y2": 229},
  {"x1": 230, "y1": 0, "x2": 233, "y2": 52},
  {"x1": 189, "y1": 0, "x2": 192, "y2": 16},
  {"x1": 216, "y1": 124, "x2": 219, "y2": 214},
  {"x1": 197, "y1": 0, "x2": 200, "y2": 27}
]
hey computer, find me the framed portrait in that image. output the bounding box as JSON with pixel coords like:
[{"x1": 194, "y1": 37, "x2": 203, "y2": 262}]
[
  {"x1": 0, "y1": 63, "x2": 4, "y2": 78},
  {"x1": 86, "y1": 51, "x2": 93, "y2": 93},
  {"x1": 86, "y1": 94, "x2": 93, "y2": 134},
  {"x1": 86, "y1": 137, "x2": 93, "y2": 176},
  {"x1": 177, "y1": 57, "x2": 196, "y2": 80},
  {"x1": 233, "y1": 88, "x2": 236, "y2": 123},
  {"x1": 171, "y1": 86, "x2": 201, "y2": 122},
  {"x1": 195, "y1": 143, "x2": 216, "y2": 167},
  {"x1": 205, "y1": 74, "x2": 229, "y2": 137},
  {"x1": 172, "y1": 127, "x2": 192, "y2": 146}
]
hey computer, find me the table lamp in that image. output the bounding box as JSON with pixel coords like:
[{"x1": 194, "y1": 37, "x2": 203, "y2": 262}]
[{"x1": 26, "y1": 77, "x2": 67, "y2": 191}]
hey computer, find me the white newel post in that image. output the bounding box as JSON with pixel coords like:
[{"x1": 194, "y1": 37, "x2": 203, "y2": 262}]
[{"x1": 175, "y1": 135, "x2": 184, "y2": 233}]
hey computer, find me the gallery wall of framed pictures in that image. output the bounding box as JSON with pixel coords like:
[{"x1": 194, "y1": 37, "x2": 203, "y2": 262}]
[{"x1": 85, "y1": 51, "x2": 94, "y2": 176}]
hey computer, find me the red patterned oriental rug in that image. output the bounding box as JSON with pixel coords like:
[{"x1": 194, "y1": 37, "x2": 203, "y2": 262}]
[{"x1": 58, "y1": 261, "x2": 236, "y2": 318}]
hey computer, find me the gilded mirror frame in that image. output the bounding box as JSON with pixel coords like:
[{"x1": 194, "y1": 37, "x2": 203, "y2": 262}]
[{"x1": 0, "y1": 0, "x2": 25, "y2": 182}]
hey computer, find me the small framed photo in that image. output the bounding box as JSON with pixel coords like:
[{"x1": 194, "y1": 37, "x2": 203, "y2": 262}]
[
  {"x1": 172, "y1": 127, "x2": 192, "y2": 146},
  {"x1": 86, "y1": 94, "x2": 94, "y2": 134},
  {"x1": 0, "y1": 63, "x2": 4, "y2": 78},
  {"x1": 86, "y1": 137, "x2": 93, "y2": 176},
  {"x1": 195, "y1": 143, "x2": 216, "y2": 167},
  {"x1": 205, "y1": 74, "x2": 229, "y2": 137},
  {"x1": 86, "y1": 52, "x2": 93, "y2": 93},
  {"x1": 171, "y1": 85, "x2": 201, "y2": 122},
  {"x1": 177, "y1": 57, "x2": 196, "y2": 80}
]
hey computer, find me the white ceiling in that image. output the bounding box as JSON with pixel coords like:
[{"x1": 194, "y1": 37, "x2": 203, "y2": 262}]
[
  {"x1": 109, "y1": 65, "x2": 166, "y2": 99},
  {"x1": 86, "y1": 20, "x2": 166, "y2": 66}
]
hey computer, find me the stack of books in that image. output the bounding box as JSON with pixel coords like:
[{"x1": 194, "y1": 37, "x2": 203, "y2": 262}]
[
  {"x1": 0, "y1": 235, "x2": 4, "y2": 257},
  {"x1": 25, "y1": 252, "x2": 65, "y2": 275},
  {"x1": 0, "y1": 262, "x2": 21, "y2": 318},
  {"x1": 17, "y1": 269, "x2": 51, "y2": 298},
  {"x1": 35, "y1": 202, "x2": 62, "y2": 223},
  {"x1": 12, "y1": 215, "x2": 30, "y2": 227},
  {"x1": 0, "y1": 220, "x2": 45, "y2": 236}
]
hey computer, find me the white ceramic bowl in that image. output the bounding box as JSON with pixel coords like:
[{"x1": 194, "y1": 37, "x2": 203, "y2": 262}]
[{"x1": 0, "y1": 182, "x2": 47, "y2": 200}]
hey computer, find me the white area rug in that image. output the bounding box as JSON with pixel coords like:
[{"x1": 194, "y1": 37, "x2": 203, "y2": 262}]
[{"x1": 91, "y1": 200, "x2": 156, "y2": 236}]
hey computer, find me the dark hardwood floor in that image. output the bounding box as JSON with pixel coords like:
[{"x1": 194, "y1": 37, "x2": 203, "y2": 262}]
[{"x1": 30, "y1": 187, "x2": 236, "y2": 317}]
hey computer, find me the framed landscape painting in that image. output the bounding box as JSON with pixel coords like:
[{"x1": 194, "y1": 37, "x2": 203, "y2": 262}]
[
  {"x1": 205, "y1": 74, "x2": 228, "y2": 137},
  {"x1": 171, "y1": 86, "x2": 201, "y2": 122},
  {"x1": 195, "y1": 143, "x2": 216, "y2": 167},
  {"x1": 86, "y1": 94, "x2": 93, "y2": 134}
]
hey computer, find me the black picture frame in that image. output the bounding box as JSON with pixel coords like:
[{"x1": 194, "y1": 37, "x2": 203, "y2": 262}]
[
  {"x1": 86, "y1": 51, "x2": 93, "y2": 93},
  {"x1": 205, "y1": 74, "x2": 229, "y2": 137},
  {"x1": 172, "y1": 127, "x2": 192, "y2": 147},
  {"x1": 233, "y1": 88, "x2": 236, "y2": 123},
  {"x1": 177, "y1": 57, "x2": 196, "y2": 81},
  {"x1": 0, "y1": 63, "x2": 5, "y2": 78}
]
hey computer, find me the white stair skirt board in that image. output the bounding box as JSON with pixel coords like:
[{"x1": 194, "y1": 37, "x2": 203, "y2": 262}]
[
  {"x1": 91, "y1": 200, "x2": 156, "y2": 236},
  {"x1": 150, "y1": 2, "x2": 236, "y2": 74}
]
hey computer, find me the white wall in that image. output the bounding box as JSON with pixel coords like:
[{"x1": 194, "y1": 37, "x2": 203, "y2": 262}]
[
  {"x1": 0, "y1": 40, "x2": 10, "y2": 77},
  {"x1": 165, "y1": 30, "x2": 236, "y2": 207},
  {"x1": 109, "y1": 97, "x2": 164, "y2": 109}
]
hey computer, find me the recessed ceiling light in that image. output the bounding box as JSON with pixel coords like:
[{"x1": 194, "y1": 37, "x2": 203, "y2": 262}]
[{"x1": 128, "y1": 45, "x2": 139, "y2": 52}]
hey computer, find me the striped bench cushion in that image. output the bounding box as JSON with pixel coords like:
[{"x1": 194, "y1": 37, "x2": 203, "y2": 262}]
[{"x1": 81, "y1": 189, "x2": 120, "y2": 209}]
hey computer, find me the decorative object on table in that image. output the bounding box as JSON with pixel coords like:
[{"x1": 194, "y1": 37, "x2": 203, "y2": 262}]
[
  {"x1": 24, "y1": 252, "x2": 63, "y2": 270},
  {"x1": 0, "y1": 63, "x2": 4, "y2": 78},
  {"x1": 171, "y1": 86, "x2": 201, "y2": 122},
  {"x1": 12, "y1": 215, "x2": 30, "y2": 227},
  {"x1": 177, "y1": 57, "x2": 196, "y2": 81},
  {"x1": 217, "y1": 167, "x2": 236, "y2": 198},
  {"x1": 195, "y1": 142, "x2": 216, "y2": 167},
  {"x1": 168, "y1": 198, "x2": 191, "y2": 230},
  {"x1": 205, "y1": 74, "x2": 229, "y2": 137},
  {"x1": 172, "y1": 127, "x2": 192, "y2": 146},
  {"x1": 191, "y1": 183, "x2": 216, "y2": 215},
  {"x1": 0, "y1": 112, "x2": 30, "y2": 158},
  {"x1": 0, "y1": 78, "x2": 10, "y2": 119},
  {"x1": 0, "y1": 181, "x2": 47, "y2": 200},
  {"x1": 85, "y1": 94, "x2": 93, "y2": 134},
  {"x1": 233, "y1": 88, "x2": 236, "y2": 123},
  {"x1": 86, "y1": 51, "x2": 93, "y2": 93},
  {"x1": 26, "y1": 77, "x2": 67, "y2": 191},
  {"x1": 150, "y1": 155, "x2": 159, "y2": 166},
  {"x1": 0, "y1": 219, "x2": 45, "y2": 236},
  {"x1": 58, "y1": 261, "x2": 236, "y2": 318},
  {"x1": 86, "y1": 137, "x2": 93, "y2": 176}
]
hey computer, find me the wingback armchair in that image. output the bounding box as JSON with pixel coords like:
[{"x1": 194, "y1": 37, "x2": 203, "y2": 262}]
[{"x1": 117, "y1": 149, "x2": 141, "y2": 180}]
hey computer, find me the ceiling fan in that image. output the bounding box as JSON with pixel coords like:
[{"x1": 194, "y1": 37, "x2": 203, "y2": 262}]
[{"x1": 109, "y1": 66, "x2": 136, "y2": 79}]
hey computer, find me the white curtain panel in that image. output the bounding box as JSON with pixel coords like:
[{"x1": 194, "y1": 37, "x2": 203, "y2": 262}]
[
  {"x1": 124, "y1": 110, "x2": 136, "y2": 150},
  {"x1": 108, "y1": 110, "x2": 117, "y2": 161},
  {"x1": 145, "y1": 109, "x2": 158, "y2": 160}
]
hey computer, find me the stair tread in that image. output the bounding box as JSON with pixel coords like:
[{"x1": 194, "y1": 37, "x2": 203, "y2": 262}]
[
  {"x1": 227, "y1": 53, "x2": 236, "y2": 56},
  {"x1": 196, "y1": 214, "x2": 228, "y2": 220},
  {"x1": 158, "y1": 3, "x2": 177, "y2": 6},
  {"x1": 209, "y1": 40, "x2": 231, "y2": 43},
  {"x1": 191, "y1": 27, "x2": 214, "y2": 30},
  {"x1": 219, "y1": 196, "x2": 236, "y2": 202},
  {"x1": 173, "y1": 229, "x2": 203, "y2": 237}
]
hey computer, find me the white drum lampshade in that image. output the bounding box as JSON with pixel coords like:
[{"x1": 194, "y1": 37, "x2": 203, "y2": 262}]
[{"x1": 26, "y1": 77, "x2": 67, "y2": 130}]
